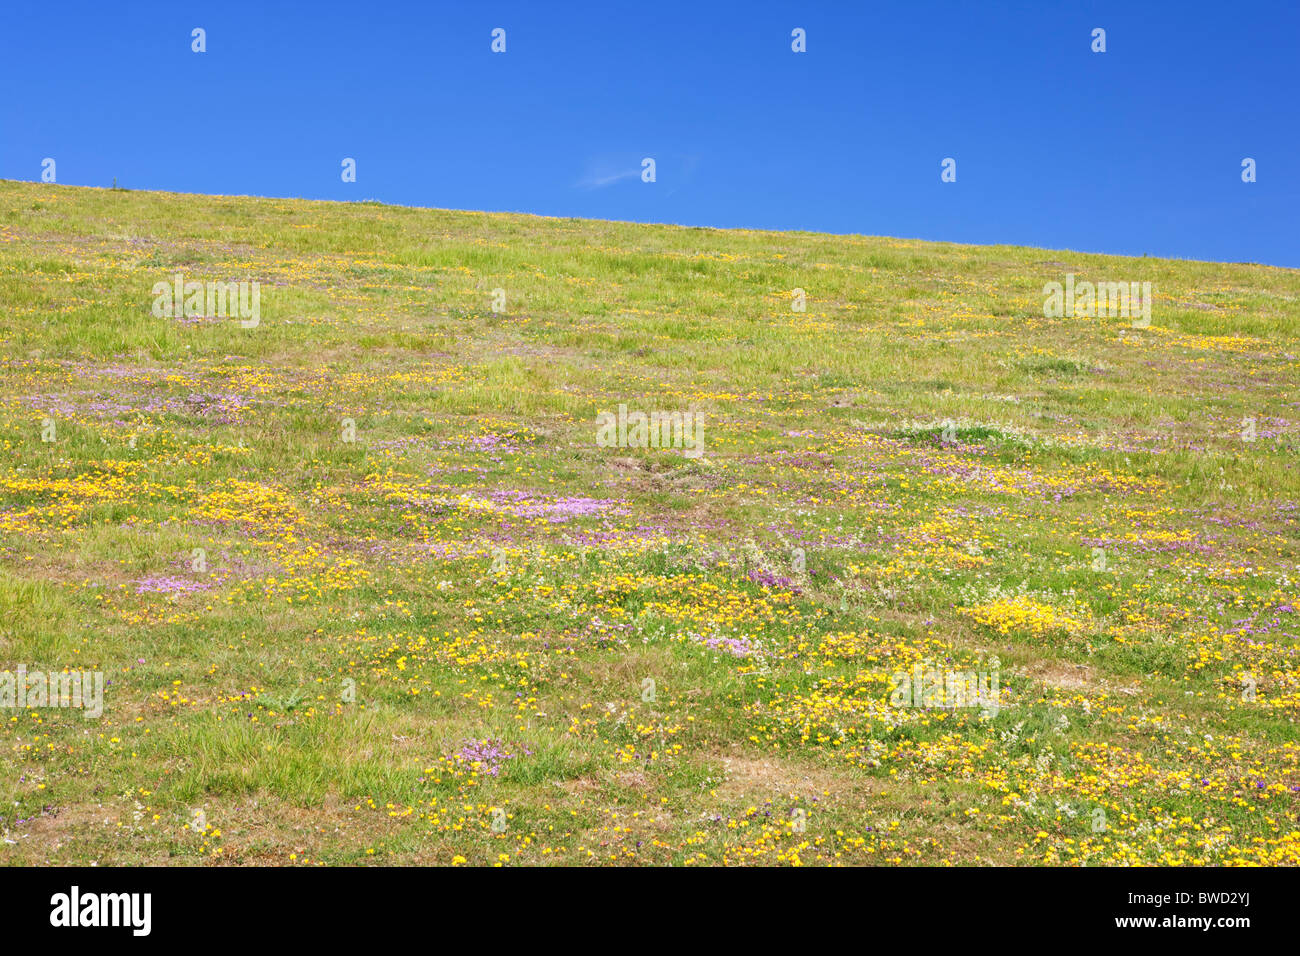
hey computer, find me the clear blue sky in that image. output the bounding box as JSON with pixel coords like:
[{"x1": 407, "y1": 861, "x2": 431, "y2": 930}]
[{"x1": 3, "y1": 1, "x2": 1296, "y2": 267}]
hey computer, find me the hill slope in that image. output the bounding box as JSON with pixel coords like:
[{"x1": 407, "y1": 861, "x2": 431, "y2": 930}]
[{"x1": 2, "y1": 180, "x2": 1299, "y2": 865}]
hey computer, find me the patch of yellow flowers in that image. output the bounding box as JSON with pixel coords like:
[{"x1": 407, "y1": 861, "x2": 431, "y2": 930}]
[{"x1": 960, "y1": 597, "x2": 1085, "y2": 638}]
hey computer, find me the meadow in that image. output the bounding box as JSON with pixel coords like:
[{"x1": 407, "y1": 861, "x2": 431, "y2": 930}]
[{"x1": 1, "y1": 178, "x2": 1298, "y2": 865}]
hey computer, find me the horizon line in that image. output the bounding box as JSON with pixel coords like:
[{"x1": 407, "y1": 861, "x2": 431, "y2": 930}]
[{"x1": 4, "y1": 178, "x2": 1292, "y2": 273}]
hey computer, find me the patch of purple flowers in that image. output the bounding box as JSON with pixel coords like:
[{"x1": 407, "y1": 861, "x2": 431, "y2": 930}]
[
  {"x1": 746, "y1": 568, "x2": 801, "y2": 594},
  {"x1": 451, "y1": 738, "x2": 531, "y2": 776},
  {"x1": 134, "y1": 575, "x2": 212, "y2": 595}
]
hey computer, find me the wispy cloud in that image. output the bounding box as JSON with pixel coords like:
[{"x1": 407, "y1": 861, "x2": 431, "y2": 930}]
[{"x1": 574, "y1": 162, "x2": 641, "y2": 190}]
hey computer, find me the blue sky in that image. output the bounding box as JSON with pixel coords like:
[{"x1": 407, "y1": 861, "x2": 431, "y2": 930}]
[{"x1": 3, "y1": 1, "x2": 1296, "y2": 266}]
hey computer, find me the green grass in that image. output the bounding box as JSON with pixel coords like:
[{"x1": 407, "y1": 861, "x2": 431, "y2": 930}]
[{"x1": 0, "y1": 179, "x2": 1298, "y2": 866}]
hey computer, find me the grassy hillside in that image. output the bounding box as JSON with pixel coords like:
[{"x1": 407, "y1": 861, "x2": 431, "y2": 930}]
[{"x1": 1, "y1": 178, "x2": 1298, "y2": 866}]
